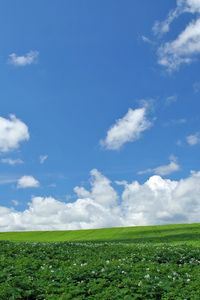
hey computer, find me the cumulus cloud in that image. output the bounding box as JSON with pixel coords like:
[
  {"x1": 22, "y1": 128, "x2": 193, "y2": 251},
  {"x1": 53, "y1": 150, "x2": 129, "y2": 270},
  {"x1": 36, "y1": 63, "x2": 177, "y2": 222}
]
[
  {"x1": 1, "y1": 169, "x2": 200, "y2": 231},
  {"x1": 17, "y1": 176, "x2": 40, "y2": 189},
  {"x1": 8, "y1": 50, "x2": 39, "y2": 66},
  {"x1": 186, "y1": 133, "x2": 200, "y2": 145},
  {"x1": 0, "y1": 158, "x2": 24, "y2": 165},
  {"x1": 138, "y1": 156, "x2": 180, "y2": 176},
  {"x1": 154, "y1": 0, "x2": 200, "y2": 70},
  {"x1": 101, "y1": 105, "x2": 152, "y2": 150},
  {"x1": 0, "y1": 115, "x2": 29, "y2": 152},
  {"x1": 74, "y1": 169, "x2": 118, "y2": 207},
  {"x1": 119, "y1": 171, "x2": 200, "y2": 226}
]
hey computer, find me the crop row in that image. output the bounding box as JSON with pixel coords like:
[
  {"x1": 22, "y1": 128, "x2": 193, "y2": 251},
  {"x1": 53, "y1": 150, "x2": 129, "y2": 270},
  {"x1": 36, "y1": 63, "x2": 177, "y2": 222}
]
[{"x1": 0, "y1": 241, "x2": 200, "y2": 299}]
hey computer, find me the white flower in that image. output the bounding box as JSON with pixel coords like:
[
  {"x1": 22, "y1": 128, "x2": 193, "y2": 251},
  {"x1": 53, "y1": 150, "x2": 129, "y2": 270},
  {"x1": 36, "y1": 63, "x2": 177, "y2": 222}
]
[{"x1": 138, "y1": 281, "x2": 142, "y2": 287}]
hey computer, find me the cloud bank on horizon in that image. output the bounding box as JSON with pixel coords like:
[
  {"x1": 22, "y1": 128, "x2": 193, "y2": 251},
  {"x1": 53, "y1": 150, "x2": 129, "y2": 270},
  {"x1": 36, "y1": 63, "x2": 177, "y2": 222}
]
[{"x1": 1, "y1": 169, "x2": 200, "y2": 231}]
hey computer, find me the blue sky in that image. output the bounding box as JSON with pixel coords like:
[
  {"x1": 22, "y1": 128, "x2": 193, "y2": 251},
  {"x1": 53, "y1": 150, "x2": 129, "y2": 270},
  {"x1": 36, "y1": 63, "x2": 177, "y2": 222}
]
[{"x1": 0, "y1": 0, "x2": 200, "y2": 230}]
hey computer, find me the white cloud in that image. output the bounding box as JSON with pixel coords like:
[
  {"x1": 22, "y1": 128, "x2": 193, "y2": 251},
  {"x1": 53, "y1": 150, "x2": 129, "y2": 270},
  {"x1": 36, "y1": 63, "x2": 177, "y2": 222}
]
[
  {"x1": 186, "y1": 133, "x2": 200, "y2": 145},
  {"x1": 158, "y1": 18, "x2": 200, "y2": 70},
  {"x1": 120, "y1": 171, "x2": 200, "y2": 226},
  {"x1": 74, "y1": 169, "x2": 118, "y2": 208},
  {"x1": 17, "y1": 175, "x2": 40, "y2": 189},
  {"x1": 138, "y1": 156, "x2": 180, "y2": 176},
  {"x1": 1, "y1": 169, "x2": 200, "y2": 231},
  {"x1": 0, "y1": 158, "x2": 24, "y2": 165},
  {"x1": 153, "y1": 0, "x2": 200, "y2": 36},
  {"x1": 153, "y1": 5, "x2": 182, "y2": 36},
  {"x1": 39, "y1": 155, "x2": 48, "y2": 164},
  {"x1": 185, "y1": 0, "x2": 200, "y2": 13},
  {"x1": 0, "y1": 115, "x2": 29, "y2": 152},
  {"x1": 8, "y1": 50, "x2": 39, "y2": 66},
  {"x1": 154, "y1": 0, "x2": 200, "y2": 70},
  {"x1": 154, "y1": 158, "x2": 180, "y2": 176},
  {"x1": 101, "y1": 105, "x2": 152, "y2": 150}
]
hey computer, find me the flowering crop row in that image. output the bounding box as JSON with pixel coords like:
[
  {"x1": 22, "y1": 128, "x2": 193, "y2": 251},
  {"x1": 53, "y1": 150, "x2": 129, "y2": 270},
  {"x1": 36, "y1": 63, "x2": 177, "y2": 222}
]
[{"x1": 0, "y1": 241, "x2": 200, "y2": 299}]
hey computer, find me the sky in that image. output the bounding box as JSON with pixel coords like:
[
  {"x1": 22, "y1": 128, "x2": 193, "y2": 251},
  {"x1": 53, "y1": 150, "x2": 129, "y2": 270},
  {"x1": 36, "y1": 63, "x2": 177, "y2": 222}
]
[{"x1": 0, "y1": 0, "x2": 200, "y2": 231}]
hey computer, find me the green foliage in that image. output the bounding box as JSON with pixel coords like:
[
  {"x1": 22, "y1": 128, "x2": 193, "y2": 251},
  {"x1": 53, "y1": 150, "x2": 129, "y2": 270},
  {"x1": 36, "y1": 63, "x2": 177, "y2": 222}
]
[
  {"x1": 0, "y1": 241, "x2": 200, "y2": 299},
  {"x1": 0, "y1": 223, "x2": 200, "y2": 245}
]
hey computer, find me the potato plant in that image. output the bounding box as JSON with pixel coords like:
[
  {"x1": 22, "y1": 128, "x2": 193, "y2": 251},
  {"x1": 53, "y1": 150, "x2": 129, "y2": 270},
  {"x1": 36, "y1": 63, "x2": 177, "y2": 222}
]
[{"x1": 0, "y1": 241, "x2": 200, "y2": 299}]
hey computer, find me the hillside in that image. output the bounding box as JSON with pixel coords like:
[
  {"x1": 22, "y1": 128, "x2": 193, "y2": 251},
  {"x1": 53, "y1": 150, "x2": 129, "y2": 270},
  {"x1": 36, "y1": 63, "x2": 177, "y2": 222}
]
[{"x1": 0, "y1": 223, "x2": 200, "y2": 245}]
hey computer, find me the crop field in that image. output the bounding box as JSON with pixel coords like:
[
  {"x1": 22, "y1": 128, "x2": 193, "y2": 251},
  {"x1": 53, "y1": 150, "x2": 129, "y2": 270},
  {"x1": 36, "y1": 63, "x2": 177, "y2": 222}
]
[{"x1": 1, "y1": 223, "x2": 200, "y2": 299}]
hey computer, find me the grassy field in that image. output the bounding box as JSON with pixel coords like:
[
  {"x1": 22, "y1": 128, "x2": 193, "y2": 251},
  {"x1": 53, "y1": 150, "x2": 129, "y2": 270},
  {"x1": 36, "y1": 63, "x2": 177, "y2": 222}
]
[{"x1": 0, "y1": 222, "x2": 200, "y2": 245}]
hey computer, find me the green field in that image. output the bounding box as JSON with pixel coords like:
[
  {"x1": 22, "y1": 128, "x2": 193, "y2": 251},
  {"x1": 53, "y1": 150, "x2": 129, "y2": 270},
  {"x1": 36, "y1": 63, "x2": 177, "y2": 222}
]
[
  {"x1": 0, "y1": 223, "x2": 200, "y2": 245},
  {"x1": 1, "y1": 223, "x2": 200, "y2": 299}
]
